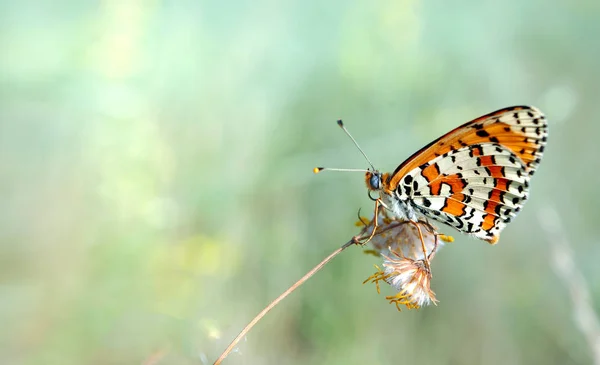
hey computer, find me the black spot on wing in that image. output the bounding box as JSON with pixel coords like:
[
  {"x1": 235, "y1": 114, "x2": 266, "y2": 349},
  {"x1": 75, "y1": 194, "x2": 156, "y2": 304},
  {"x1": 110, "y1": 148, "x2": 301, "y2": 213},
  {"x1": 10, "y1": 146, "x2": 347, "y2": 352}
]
[{"x1": 494, "y1": 204, "x2": 502, "y2": 215}]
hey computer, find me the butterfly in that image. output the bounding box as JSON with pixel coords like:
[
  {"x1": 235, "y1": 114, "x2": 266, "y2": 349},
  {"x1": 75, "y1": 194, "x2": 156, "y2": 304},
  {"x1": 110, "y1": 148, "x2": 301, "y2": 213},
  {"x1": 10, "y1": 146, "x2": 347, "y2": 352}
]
[{"x1": 317, "y1": 106, "x2": 547, "y2": 245}]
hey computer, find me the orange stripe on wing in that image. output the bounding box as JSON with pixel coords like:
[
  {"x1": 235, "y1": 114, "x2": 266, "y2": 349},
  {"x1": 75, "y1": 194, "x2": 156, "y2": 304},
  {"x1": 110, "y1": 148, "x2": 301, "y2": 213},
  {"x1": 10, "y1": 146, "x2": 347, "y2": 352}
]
[
  {"x1": 481, "y1": 213, "x2": 496, "y2": 231},
  {"x1": 442, "y1": 194, "x2": 466, "y2": 216},
  {"x1": 429, "y1": 174, "x2": 466, "y2": 196},
  {"x1": 477, "y1": 155, "x2": 505, "y2": 178},
  {"x1": 471, "y1": 146, "x2": 483, "y2": 157},
  {"x1": 486, "y1": 178, "x2": 508, "y2": 204},
  {"x1": 421, "y1": 163, "x2": 440, "y2": 183},
  {"x1": 495, "y1": 178, "x2": 508, "y2": 191},
  {"x1": 485, "y1": 200, "x2": 499, "y2": 215},
  {"x1": 479, "y1": 155, "x2": 495, "y2": 167},
  {"x1": 487, "y1": 166, "x2": 504, "y2": 178}
]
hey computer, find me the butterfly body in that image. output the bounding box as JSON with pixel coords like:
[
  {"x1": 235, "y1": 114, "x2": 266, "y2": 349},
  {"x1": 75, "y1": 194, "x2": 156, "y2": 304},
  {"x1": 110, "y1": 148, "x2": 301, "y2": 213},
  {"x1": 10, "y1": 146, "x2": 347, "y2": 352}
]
[{"x1": 365, "y1": 106, "x2": 547, "y2": 244}]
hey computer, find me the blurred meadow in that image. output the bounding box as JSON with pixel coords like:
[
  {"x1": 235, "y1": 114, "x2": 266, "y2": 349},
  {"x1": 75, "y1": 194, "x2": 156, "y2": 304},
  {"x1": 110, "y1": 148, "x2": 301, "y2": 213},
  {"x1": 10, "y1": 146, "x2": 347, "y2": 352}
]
[{"x1": 2, "y1": 1, "x2": 600, "y2": 364}]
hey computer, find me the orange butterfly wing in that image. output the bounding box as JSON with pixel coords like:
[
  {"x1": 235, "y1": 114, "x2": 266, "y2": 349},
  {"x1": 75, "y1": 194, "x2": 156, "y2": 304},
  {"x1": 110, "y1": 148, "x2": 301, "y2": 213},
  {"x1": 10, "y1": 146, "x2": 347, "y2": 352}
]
[{"x1": 384, "y1": 106, "x2": 547, "y2": 243}]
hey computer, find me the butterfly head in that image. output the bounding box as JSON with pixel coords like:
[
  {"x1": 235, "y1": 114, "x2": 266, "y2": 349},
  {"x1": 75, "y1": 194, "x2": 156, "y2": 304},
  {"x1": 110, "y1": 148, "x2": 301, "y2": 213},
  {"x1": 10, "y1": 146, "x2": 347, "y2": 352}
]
[{"x1": 365, "y1": 170, "x2": 390, "y2": 192}]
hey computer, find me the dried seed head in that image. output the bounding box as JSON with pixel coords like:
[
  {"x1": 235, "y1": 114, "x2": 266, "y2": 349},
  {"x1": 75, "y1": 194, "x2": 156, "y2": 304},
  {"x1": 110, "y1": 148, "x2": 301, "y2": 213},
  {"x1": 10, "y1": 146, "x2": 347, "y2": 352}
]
[
  {"x1": 382, "y1": 251, "x2": 438, "y2": 308},
  {"x1": 358, "y1": 212, "x2": 449, "y2": 310}
]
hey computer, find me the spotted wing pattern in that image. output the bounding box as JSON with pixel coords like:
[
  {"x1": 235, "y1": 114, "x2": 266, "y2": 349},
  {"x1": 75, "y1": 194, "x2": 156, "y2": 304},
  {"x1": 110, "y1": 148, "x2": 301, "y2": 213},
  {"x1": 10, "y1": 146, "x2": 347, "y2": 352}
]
[{"x1": 391, "y1": 106, "x2": 547, "y2": 243}]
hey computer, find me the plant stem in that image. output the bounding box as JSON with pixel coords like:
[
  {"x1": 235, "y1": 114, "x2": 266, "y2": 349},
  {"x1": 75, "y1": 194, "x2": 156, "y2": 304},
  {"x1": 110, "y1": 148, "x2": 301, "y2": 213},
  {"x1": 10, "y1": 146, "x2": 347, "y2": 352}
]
[{"x1": 212, "y1": 239, "x2": 355, "y2": 365}]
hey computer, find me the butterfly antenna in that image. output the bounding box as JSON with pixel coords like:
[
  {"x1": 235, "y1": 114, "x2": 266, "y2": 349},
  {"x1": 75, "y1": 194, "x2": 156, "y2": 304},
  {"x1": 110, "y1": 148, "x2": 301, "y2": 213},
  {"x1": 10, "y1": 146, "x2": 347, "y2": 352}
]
[
  {"x1": 313, "y1": 167, "x2": 369, "y2": 174},
  {"x1": 336, "y1": 119, "x2": 376, "y2": 170}
]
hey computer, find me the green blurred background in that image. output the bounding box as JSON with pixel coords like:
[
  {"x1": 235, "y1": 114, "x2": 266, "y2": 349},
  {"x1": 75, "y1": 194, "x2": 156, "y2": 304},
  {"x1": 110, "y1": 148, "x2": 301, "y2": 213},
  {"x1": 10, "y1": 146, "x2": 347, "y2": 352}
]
[{"x1": 2, "y1": 1, "x2": 599, "y2": 364}]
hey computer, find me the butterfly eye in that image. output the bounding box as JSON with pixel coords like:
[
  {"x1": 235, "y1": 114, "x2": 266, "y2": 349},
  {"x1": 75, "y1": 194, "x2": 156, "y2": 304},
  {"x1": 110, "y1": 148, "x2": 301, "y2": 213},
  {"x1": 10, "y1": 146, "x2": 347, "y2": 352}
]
[{"x1": 370, "y1": 173, "x2": 381, "y2": 190}]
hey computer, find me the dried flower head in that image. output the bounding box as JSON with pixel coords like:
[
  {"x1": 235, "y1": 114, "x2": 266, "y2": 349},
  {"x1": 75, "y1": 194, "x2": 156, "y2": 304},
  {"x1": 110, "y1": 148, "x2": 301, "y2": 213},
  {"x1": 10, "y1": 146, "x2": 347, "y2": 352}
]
[{"x1": 357, "y1": 210, "x2": 452, "y2": 310}]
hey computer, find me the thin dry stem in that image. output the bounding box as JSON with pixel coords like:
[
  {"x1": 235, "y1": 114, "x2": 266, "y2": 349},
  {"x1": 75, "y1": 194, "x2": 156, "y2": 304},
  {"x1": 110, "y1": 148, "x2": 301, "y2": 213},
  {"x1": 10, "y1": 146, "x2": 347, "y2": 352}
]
[{"x1": 212, "y1": 239, "x2": 355, "y2": 365}]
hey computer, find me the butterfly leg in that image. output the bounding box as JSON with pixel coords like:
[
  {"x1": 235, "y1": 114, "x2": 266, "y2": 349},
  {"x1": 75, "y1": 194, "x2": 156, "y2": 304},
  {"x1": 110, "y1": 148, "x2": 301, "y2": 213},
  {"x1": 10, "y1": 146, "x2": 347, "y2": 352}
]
[
  {"x1": 356, "y1": 207, "x2": 370, "y2": 227},
  {"x1": 418, "y1": 219, "x2": 441, "y2": 260},
  {"x1": 427, "y1": 233, "x2": 440, "y2": 261},
  {"x1": 408, "y1": 220, "x2": 431, "y2": 271},
  {"x1": 353, "y1": 199, "x2": 383, "y2": 245},
  {"x1": 420, "y1": 217, "x2": 437, "y2": 233}
]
